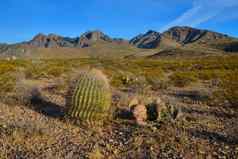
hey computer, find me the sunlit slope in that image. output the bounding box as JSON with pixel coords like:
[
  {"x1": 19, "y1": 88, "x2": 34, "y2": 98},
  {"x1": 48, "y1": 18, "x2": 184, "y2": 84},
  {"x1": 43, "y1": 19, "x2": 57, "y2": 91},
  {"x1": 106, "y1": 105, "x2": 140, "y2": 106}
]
[{"x1": 0, "y1": 41, "x2": 145, "y2": 59}]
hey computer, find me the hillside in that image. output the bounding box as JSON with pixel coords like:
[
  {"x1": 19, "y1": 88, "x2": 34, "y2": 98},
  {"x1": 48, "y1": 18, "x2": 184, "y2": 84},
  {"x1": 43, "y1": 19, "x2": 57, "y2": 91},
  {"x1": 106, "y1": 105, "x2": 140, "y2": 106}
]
[
  {"x1": 0, "y1": 26, "x2": 238, "y2": 59},
  {"x1": 130, "y1": 26, "x2": 238, "y2": 53},
  {"x1": 0, "y1": 43, "x2": 143, "y2": 59}
]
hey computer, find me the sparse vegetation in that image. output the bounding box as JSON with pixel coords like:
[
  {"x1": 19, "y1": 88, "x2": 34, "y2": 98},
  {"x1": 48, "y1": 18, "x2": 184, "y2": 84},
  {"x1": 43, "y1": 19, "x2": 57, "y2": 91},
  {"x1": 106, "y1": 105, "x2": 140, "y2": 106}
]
[
  {"x1": 213, "y1": 72, "x2": 238, "y2": 108},
  {"x1": 0, "y1": 55, "x2": 238, "y2": 158},
  {"x1": 169, "y1": 71, "x2": 198, "y2": 87},
  {"x1": 0, "y1": 73, "x2": 16, "y2": 93}
]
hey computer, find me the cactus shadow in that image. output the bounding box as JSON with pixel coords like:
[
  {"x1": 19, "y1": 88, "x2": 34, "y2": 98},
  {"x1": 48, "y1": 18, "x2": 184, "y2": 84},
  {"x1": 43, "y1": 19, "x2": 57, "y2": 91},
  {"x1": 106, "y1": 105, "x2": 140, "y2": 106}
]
[
  {"x1": 29, "y1": 95, "x2": 65, "y2": 119},
  {"x1": 113, "y1": 107, "x2": 134, "y2": 120}
]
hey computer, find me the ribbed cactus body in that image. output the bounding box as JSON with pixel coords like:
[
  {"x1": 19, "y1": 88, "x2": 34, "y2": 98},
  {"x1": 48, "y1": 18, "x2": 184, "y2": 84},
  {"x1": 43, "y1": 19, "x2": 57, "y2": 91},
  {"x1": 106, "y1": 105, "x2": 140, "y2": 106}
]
[{"x1": 66, "y1": 69, "x2": 111, "y2": 122}]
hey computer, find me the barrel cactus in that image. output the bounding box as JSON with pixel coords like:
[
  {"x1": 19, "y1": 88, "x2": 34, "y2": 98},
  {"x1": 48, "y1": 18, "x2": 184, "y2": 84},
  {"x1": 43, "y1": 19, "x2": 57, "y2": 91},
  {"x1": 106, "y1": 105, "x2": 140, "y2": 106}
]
[{"x1": 66, "y1": 69, "x2": 112, "y2": 123}]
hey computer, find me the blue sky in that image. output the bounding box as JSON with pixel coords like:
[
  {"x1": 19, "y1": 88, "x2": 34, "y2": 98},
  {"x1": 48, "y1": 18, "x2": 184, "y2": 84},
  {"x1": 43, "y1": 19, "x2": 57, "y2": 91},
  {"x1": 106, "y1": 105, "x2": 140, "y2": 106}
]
[{"x1": 1, "y1": 0, "x2": 238, "y2": 43}]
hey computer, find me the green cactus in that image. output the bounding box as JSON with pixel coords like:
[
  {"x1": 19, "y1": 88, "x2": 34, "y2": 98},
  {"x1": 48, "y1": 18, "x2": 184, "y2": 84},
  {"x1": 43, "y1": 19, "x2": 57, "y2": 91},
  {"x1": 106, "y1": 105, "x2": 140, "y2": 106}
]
[
  {"x1": 158, "y1": 104, "x2": 179, "y2": 121},
  {"x1": 66, "y1": 69, "x2": 112, "y2": 123}
]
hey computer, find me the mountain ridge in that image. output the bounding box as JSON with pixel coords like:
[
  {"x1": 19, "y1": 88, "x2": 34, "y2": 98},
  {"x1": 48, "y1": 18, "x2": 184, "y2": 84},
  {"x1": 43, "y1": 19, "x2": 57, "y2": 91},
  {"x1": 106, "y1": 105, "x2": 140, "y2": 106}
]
[
  {"x1": 0, "y1": 26, "x2": 237, "y2": 58},
  {"x1": 13, "y1": 26, "x2": 238, "y2": 49},
  {"x1": 27, "y1": 31, "x2": 115, "y2": 48},
  {"x1": 129, "y1": 26, "x2": 235, "y2": 49}
]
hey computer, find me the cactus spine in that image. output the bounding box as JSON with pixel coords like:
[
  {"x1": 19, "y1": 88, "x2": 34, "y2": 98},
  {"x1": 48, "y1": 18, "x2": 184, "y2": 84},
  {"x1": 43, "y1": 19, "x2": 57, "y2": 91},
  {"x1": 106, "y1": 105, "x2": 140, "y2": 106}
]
[{"x1": 66, "y1": 69, "x2": 111, "y2": 122}]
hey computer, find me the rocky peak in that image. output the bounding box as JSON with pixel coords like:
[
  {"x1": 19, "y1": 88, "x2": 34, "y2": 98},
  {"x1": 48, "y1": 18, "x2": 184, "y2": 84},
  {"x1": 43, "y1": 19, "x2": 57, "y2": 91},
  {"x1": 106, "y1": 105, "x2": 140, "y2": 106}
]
[
  {"x1": 145, "y1": 30, "x2": 159, "y2": 35},
  {"x1": 29, "y1": 33, "x2": 69, "y2": 48},
  {"x1": 32, "y1": 33, "x2": 46, "y2": 39},
  {"x1": 31, "y1": 33, "x2": 46, "y2": 42},
  {"x1": 27, "y1": 31, "x2": 115, "y2": 48},
  {"x1": 75, "y1": 30, "x2": 113, "y2": 48},
  {"x1": 162, "y1": 26, "x2": 206, "y2": 44},
  {"x1": 129, "y1": 30, "x2": 161, "y2": 49},
  {"x1": 130, "y1": 26, "x2": 232, "y2": 49},
  {"x1": 47, "y1": 33, "x2": 62, "y2": 40},
  {"x1": 80, "y1": 31, "x2": 112, "y2": 42},
  {"x1": 162, "y1": 26, "x2": 228, "y2": 44}
]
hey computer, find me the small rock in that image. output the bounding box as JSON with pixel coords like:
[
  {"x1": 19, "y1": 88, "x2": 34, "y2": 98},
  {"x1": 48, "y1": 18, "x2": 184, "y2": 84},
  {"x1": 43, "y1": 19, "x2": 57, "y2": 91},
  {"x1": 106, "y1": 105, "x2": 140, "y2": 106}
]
[
  {"x1": 131, "y1": 104, "x2": 147, "y2": 126},
  {"x1": 109, "y1": 139, "x2": 114, "y2": 143}
]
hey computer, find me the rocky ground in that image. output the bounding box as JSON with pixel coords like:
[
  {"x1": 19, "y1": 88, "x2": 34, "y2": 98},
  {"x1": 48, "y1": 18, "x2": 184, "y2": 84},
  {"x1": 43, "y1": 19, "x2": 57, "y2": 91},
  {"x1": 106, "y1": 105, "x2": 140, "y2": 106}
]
[{"x1": 0, "y1": 78, "x2": 237, "y2": 159}]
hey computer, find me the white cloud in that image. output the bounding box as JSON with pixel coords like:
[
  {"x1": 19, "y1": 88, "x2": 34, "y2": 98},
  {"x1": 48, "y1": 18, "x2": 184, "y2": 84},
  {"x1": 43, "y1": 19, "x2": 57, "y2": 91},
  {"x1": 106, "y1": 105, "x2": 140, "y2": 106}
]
[{"x1": 160, "y1": 0, "x2": 238, "y2": 32}]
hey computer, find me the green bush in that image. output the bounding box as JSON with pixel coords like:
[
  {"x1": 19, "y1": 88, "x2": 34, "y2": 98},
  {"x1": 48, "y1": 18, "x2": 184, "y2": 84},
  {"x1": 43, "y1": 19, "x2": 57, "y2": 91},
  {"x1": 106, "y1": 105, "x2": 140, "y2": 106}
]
[
  {"x1": 198, "y1": 70, "x2": 228, "y2": 80},
  {"x1": 169, "y1": 72, "x2": 198, "y2": 87},
  {"x1": 0, "y1": 63, "x2": 16, "y2": 74},
  {"x1": 0, "y1": 74, "x2": 16, "y2": 93},
  {"x1": 44, "y1": 66, "x2": 69, "y2": 77},
  {"x1": 143, "y1": 69, "x2": 164, "y2": 86},
  {"x1": 24, "y1": 61, "x2": 70, "y2": 79},
  {"x1": 219, "y1": 72, "x2": 238, "y2": 108}
]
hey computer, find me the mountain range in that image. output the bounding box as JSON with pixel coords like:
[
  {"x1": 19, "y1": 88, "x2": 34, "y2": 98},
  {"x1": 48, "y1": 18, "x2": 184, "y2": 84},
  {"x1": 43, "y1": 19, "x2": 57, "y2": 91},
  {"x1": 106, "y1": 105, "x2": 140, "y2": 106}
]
[{"x1": 0, "y1": 26, "x2": 238, "y2": 58}]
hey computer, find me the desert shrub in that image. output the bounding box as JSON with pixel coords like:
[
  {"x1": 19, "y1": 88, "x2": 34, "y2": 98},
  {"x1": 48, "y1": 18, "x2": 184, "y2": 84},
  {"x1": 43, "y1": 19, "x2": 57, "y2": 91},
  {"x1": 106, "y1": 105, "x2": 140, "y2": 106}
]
[
  {"x1": 158, "y1": 104, "x2": 179, "y2": 121},
  {"x1": 142, "y1": 69, "x2": 169, "y2": 90},
  {"x1": 43, "y1": 66, "x2": 69, "y2": 77},
  {"x1": 88, "y1": 148, "x2": 104, "y2": 159},
  {"x1": 169, "y1": 72, "x2": 198, "y2": 87},
  {"x1": 110, "y1": 71, "x2": 132, "y2": 87},
  {"x1": 215, "y1": 72, "x2": 238, "y2": 108},
  {"x1": 143, "y1": 69, "x2": 164, "y2": 85},
  {"x1": 198, "y1": 70, "x2": 217, "y2": 80},
  {"x1": 198, "y1": 70, "x2": 228, "y2": 80},
  {"x1": 110, "y1": 74, "x2": 124, "y2": 87},
  {"x1": 110, "y1": 71, "x2": 146, "y2": 88},
  {"x1": 0, "y1": 74, "x2": 16, "y2": 93},
  {"x1": 24, "y1": 61, "x2": 70, "y2": 79},
  {"x1": 24, "y1": 64, "x2": 45, "y2": 79},
  {"x1": 0, "y1": 63, "x2": 16, "y2": 74}
]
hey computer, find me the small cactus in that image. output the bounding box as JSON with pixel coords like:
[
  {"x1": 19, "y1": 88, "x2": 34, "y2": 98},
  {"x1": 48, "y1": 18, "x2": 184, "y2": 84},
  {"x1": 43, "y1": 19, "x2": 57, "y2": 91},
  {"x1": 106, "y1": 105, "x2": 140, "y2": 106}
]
[
  {"x1": 155, "y1": 97, "x2": 180, "y2": 121},
  {"x1": 66, "y1": 69, "x2": 112, "y2": 123},
  {"x1": 158, "y1": 103, "x2": 180, "y2": 121}
]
